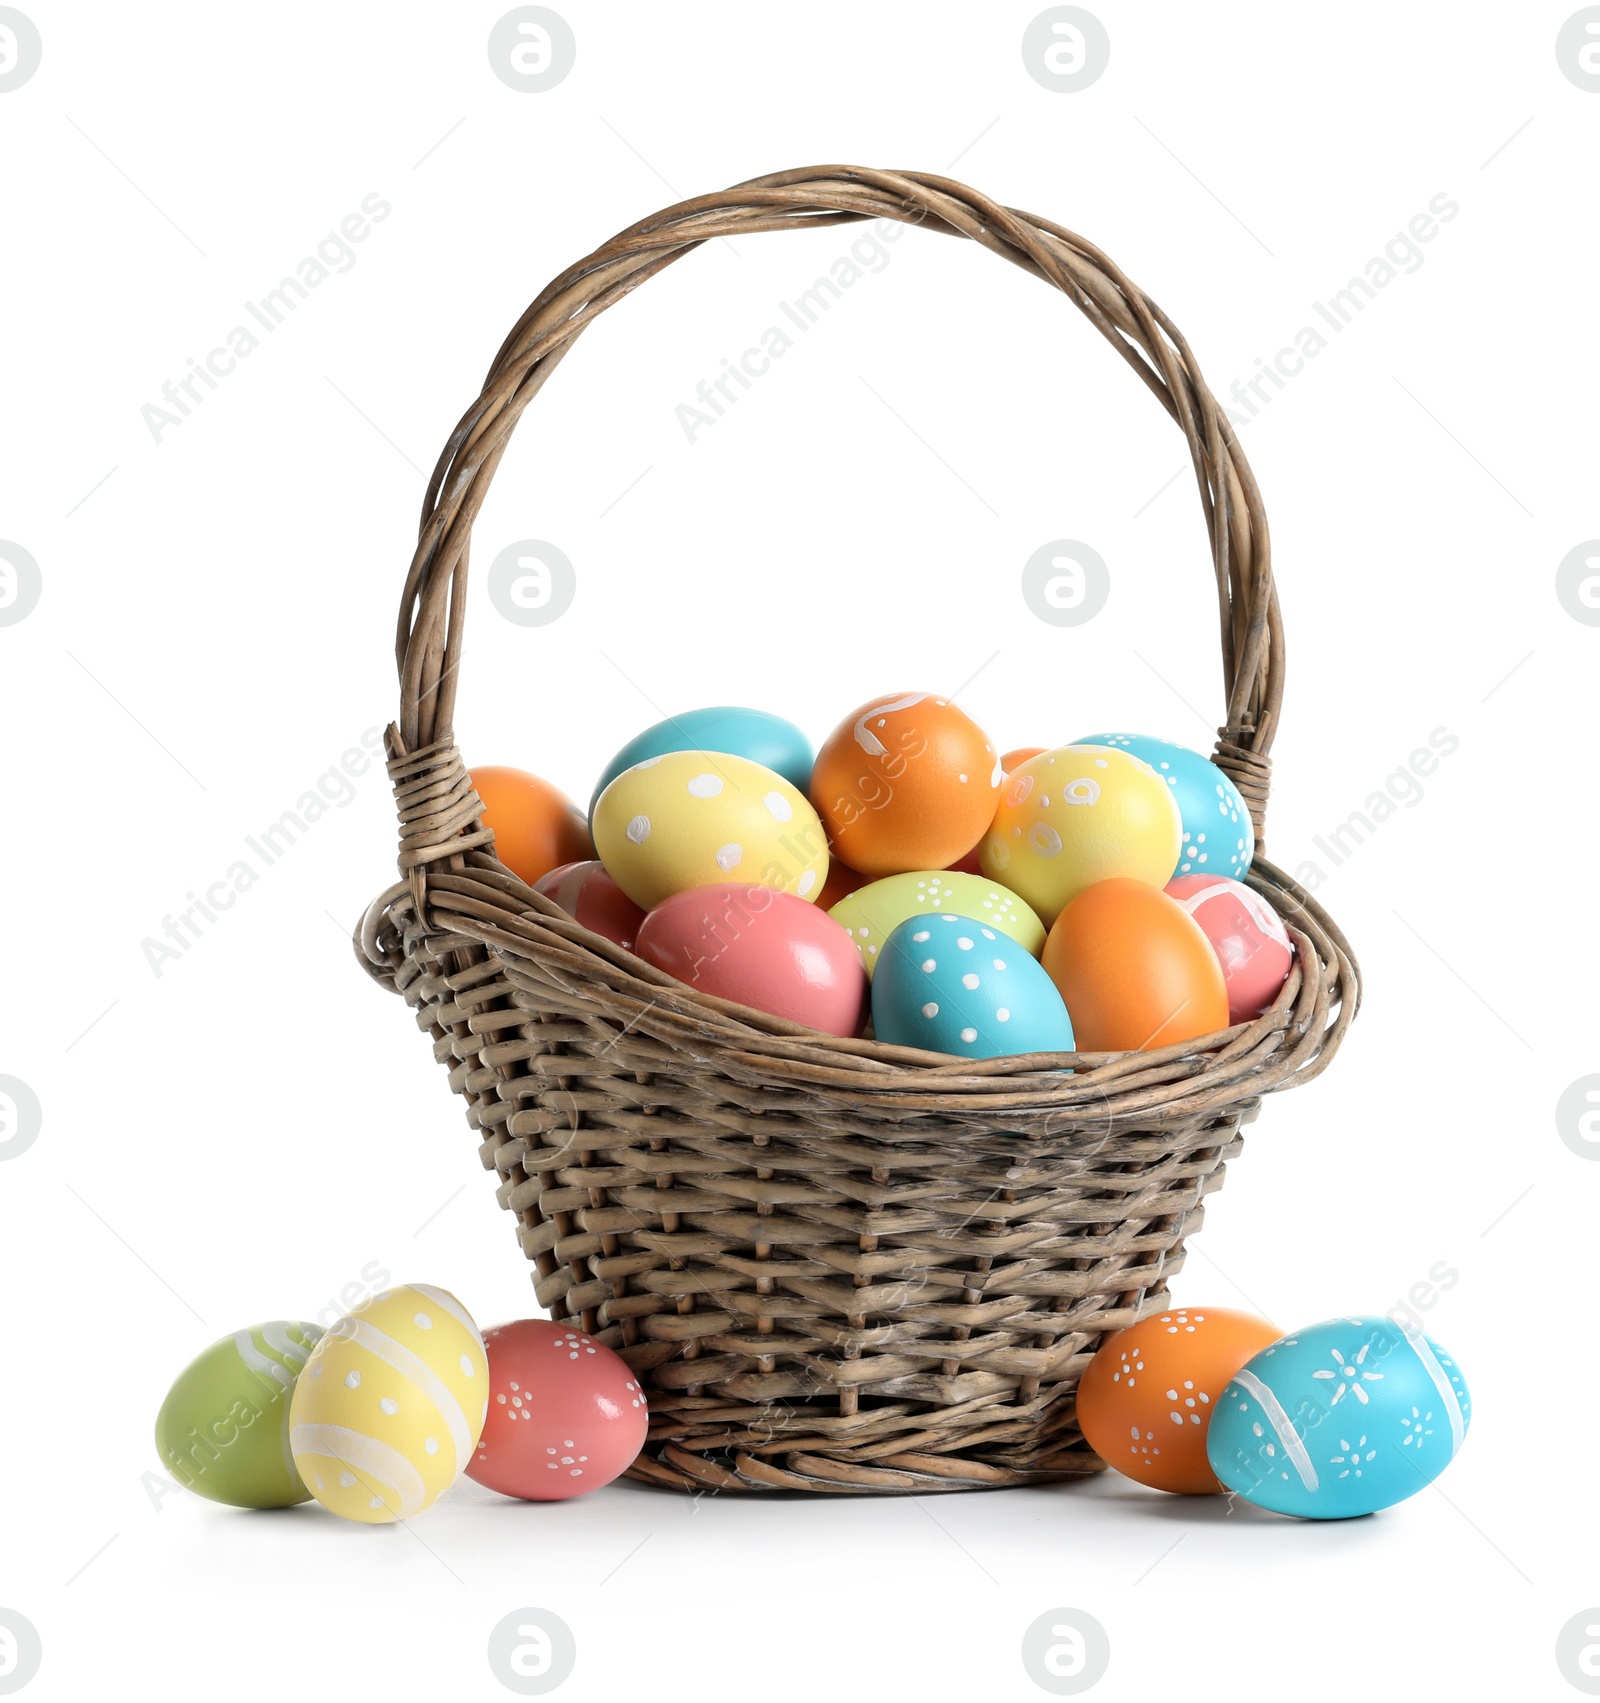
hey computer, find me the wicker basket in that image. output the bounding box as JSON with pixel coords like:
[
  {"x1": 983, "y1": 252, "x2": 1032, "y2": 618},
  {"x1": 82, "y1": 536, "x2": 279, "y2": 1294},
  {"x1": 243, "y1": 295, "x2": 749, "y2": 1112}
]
[{"x1": 357, "y1": 165, "x2": 1359, "y2": 1496}]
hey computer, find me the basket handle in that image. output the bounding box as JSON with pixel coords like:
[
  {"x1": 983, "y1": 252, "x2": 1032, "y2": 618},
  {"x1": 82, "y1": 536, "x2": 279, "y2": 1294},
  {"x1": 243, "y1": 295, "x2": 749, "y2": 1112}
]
[{"x1": 389, "y1": 164, "x2": 1283, "y2": 849}]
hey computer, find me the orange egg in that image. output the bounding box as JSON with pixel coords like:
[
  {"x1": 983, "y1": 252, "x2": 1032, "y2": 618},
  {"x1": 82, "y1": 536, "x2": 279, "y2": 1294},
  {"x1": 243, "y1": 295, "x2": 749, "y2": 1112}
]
[
  {"x1": 469, "y1": 765, "x2": 593, "y2": 888},
  {"x1": 1042, "y1": 877, "x2": 1228, "y2": 1051},
  {"x1": 1001, "y1": 746, "x2": 1046, "y2": 773},
  {"x1": 1076, "y1": 1305, "x2": 1283, "y2": 1493},
  {"x1": 809, "y1": 693, "x2": 1002, "y2": 877}
]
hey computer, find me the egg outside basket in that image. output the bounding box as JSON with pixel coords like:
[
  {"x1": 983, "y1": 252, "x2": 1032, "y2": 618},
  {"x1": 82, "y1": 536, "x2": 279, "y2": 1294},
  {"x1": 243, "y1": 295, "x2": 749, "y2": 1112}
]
[{"x1": 357, "y1": 166, "x2": 1359, "y2": 1496}]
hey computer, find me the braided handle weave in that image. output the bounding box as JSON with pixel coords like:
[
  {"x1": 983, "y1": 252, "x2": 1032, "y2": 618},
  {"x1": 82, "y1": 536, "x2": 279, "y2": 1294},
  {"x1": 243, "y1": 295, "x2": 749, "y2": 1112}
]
[{"x1": 390, "y1": 164, "x2": 1282, "y2": 839}]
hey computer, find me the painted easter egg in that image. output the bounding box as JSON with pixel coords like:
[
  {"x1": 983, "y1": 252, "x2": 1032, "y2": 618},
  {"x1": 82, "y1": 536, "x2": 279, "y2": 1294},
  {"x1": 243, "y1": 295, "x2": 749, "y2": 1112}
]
[
  {"x1": 593, "y1": 751, "x2": 828, "y2": 912},
  {"x1": 1001, "y1": 746, "x2": 1047, "y2": 773},
  {"x1": 467, "y1": 1319, "x2": 649, "y2": 1501},
  {"x1": 155, "y1": 1322, "x2": 324, "y2": 1508},
  {"x1": 635, "y1": 884, "x2": 867, "y2": 1035},
  {"x1": 1166, "y1": 874, "x2": 1293, "y2": 1024},
  {"x1": 470, "y1": 765, "x2": 593, "y2": 888},
  {"x1": 979, "y1": 746, "x2": 1182, "y2": 924},
  {"x1": 809, "y1": 692, "x2": 1002, "y2": 877},
  {"x1": 289, "y1": 1283, "x2": 488, "y2": 1525},
  {"x1": 1075, "y1": 1306, "x2": 1283, "y2": 1494},
  {"x1": 534, "y1": 860, "x2": 646, "y2": 953},
  {"x1": 828, "y1": 869, "x2": 1046, "y2": 980},
  {"x1": 1043, "y1": 878, "x2": 1229, "y2": 1052},
  {"x1": 590, "y1": 706, "x2": 813, "y2": 819},
  {"x1": 1207, "y1": 1315, "x2": 1471, "y2": 1519},
  {"x1": 872, "y1": 912, "x2": 1074, "y2": 1058},
  {"x1": 1075, "y1": 732, "x2": 1254, "y2": 879}
]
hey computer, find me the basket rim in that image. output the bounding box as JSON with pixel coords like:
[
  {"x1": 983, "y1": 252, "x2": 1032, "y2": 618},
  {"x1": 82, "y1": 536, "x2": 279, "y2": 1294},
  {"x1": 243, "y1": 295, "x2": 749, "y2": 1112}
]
[{"x1": 360, "y1": 790, "x2": 1358, "y2": 1122}]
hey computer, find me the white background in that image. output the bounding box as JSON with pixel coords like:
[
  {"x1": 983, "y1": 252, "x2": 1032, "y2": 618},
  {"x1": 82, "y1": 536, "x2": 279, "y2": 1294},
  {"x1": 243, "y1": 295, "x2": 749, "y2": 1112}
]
[{"x1": 2, "y1": 1, "x2": 1596, "y2": 1697}]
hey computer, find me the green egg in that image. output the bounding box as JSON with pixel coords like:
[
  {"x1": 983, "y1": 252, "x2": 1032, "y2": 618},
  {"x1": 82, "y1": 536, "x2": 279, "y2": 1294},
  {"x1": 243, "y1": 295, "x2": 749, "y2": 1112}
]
[
  {"x1": 155, "y1": 1322, "x2": 323, "y2": 1508},
  {"x1": 829, "y1": 869, "x2": 1046, "y2": 979}
]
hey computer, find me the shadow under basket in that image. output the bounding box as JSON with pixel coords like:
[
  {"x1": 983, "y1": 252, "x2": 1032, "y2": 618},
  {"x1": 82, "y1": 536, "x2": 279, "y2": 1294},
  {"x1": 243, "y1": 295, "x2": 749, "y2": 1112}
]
[{"x1": 357, "y1": 165, "x2": 1360, "y2": 1496}]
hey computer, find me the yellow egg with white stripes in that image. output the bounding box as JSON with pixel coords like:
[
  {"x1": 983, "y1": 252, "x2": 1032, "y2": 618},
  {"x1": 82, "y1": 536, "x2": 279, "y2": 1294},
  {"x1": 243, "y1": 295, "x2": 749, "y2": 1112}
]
[{"x1": 288, "y1": 1283, "x2": 488, "y2": 1524}]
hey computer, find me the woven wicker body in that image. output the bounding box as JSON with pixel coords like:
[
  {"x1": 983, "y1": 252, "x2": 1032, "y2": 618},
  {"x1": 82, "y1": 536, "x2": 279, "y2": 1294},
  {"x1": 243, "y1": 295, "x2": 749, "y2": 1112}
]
[{"x1": 359, "y1": 167, "x2": 1359, "y2": 1495}]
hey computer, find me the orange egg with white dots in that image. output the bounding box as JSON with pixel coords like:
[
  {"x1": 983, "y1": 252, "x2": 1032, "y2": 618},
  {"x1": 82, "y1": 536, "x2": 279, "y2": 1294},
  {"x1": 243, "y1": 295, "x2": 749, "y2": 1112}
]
[
  {"x1": 1075, "y1": 1305, "x2": 1282, "y2": 1494},
  {"x1": 809, "y1": 692, "x2": 1002, "y2": 877}
]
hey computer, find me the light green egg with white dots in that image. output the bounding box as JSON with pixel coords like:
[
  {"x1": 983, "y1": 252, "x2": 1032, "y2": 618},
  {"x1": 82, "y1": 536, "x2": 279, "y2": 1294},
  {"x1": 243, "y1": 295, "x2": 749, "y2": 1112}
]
[
  {"x1": 828, "y1": 869, "x2": 1046, "y2": 979},
  {"x1": 155, "y1": 1322, "x2": 323, "y2": 1508}
]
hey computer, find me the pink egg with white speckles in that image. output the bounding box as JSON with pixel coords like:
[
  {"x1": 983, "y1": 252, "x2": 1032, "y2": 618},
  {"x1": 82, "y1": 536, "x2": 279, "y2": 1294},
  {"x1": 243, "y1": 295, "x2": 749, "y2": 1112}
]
[
  {"x1": 1165, "y1": 873, "x2": 1293, "y2": 1024},
  {"x1": 466, "y1": 1319, "x2": 648, "y2": 1500}
]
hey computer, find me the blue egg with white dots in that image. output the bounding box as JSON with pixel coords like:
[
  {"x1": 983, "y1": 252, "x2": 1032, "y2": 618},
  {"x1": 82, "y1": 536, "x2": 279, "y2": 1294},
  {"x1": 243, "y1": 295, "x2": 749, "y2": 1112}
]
[
  {"x1": 1073, "y1": 731, "x2": 1253, "y2": 879},
  {"x1": 872, "y1": 912, "x2": 1074, "y2": 1058},
  {"x1": 1206, "y1": 1314, "x2": 1471, "y2": 1519}
]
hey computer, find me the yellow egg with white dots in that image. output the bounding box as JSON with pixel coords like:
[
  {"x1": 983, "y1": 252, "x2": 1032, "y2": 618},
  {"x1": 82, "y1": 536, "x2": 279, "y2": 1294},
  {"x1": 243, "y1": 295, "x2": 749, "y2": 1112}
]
[
  {"x1": 979, "y1": 745, "x2": 1182, "y2": 924},
  {"x1": 592, "y1": 750, "x2": 829, "y2": 911},
  {"x1": 288, "y1": 1283, "x2": 488, "y2": 1524}
]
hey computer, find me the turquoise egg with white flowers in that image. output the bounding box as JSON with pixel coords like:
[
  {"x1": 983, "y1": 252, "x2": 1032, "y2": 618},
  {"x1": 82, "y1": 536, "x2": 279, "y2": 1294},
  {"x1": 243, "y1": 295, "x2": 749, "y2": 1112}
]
[
  {"x1": 592, "y1": 707, "x2": 813, "y2": 819},
  {"x1": 1073, "y1": 731, "x2": 1253, "y2": 879},
  {"x1": 872, "y1": 912, "x2": 1074, "y2": 1058},
  {"x1": 1206, "y1": 1314, "x2": 1471, "y2": 1519}
]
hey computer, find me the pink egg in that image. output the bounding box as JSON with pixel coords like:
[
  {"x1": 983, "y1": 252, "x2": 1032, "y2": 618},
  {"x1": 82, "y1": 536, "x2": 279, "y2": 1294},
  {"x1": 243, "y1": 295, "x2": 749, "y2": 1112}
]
[
  {"x1": 1165, "y1": 873, "x2": 1293, "y2": 1024},
  {"x1": 533, "y1": 860, "x2": 646, "y2": 953},
  {"x1": 466, "y1": 1319, "x2": 648, "y2": 1501},
  {"x1": 635, "y1": 883, "x2": 868, "y2": 1036}
]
